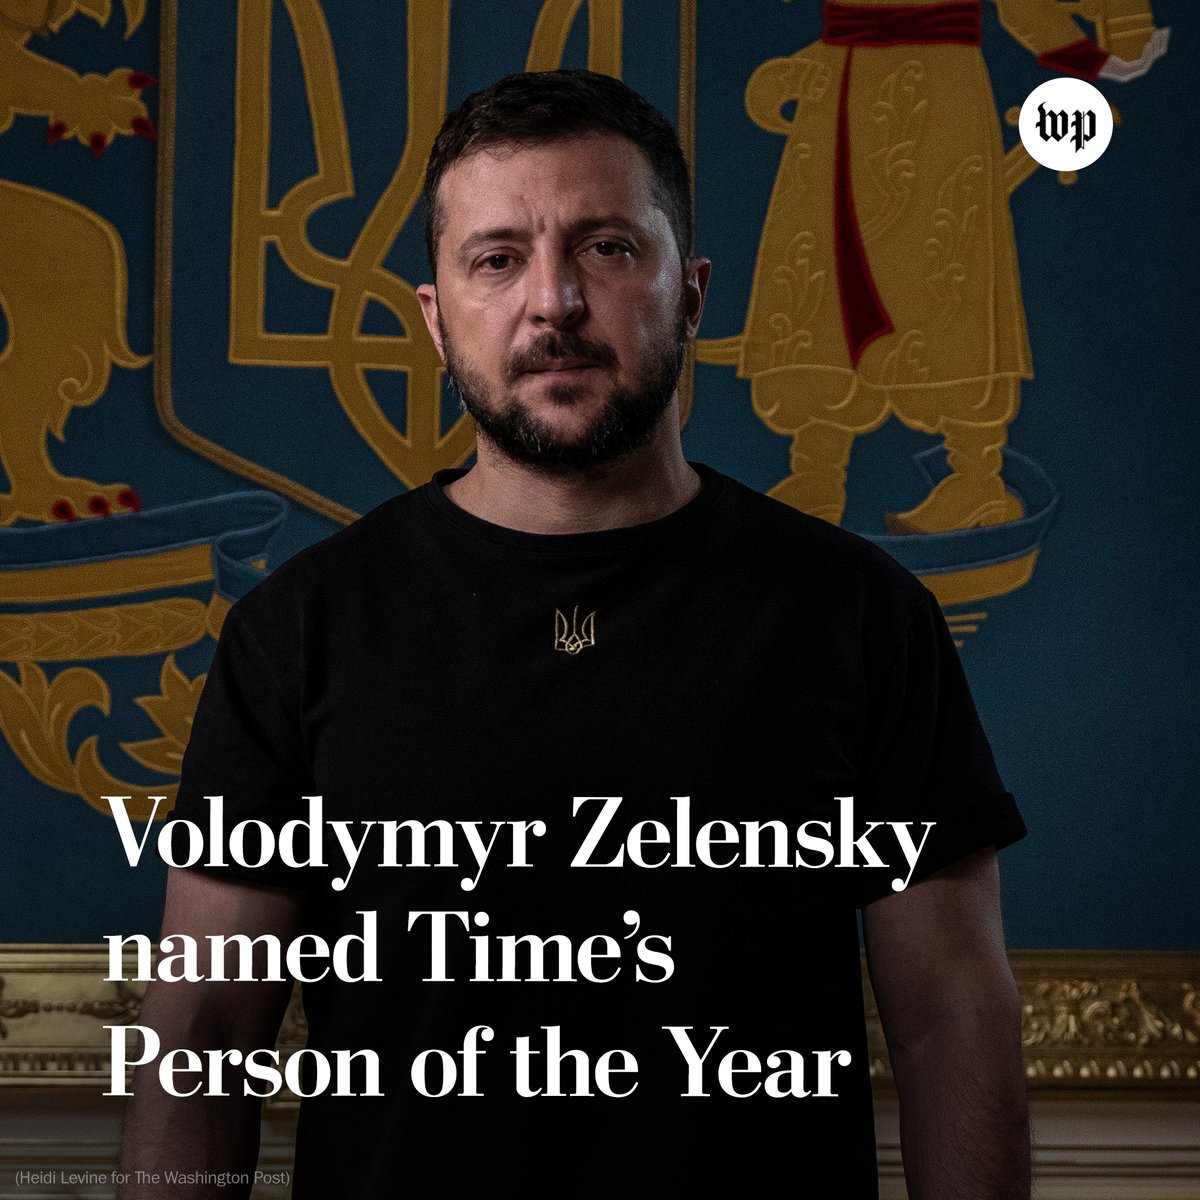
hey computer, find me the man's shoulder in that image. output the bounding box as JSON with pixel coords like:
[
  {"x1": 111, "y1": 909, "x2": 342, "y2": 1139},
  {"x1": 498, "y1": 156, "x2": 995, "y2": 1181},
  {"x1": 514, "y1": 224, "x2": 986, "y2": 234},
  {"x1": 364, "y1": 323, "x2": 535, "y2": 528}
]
[
  {"x1": 224, "y1": 487, "x2": 425, "y2": 630},
  {"x1": 715, "y1": 471, "x2": 928, "y2": 609}
]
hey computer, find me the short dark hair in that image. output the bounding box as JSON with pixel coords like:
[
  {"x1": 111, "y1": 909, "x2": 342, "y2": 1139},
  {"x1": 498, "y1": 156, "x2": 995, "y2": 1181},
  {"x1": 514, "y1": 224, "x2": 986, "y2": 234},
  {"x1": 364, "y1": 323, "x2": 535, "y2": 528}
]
[{"x1": 422, "y1": 70, "x2": 693, "y2": 275}]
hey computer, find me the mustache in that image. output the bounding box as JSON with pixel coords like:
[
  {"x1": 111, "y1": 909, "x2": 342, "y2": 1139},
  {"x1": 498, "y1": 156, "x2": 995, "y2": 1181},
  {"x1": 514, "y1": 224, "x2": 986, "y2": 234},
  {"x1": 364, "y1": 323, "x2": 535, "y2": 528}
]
[{"x1": 504, "y1": 332, "x2": 619, "y2": 383}]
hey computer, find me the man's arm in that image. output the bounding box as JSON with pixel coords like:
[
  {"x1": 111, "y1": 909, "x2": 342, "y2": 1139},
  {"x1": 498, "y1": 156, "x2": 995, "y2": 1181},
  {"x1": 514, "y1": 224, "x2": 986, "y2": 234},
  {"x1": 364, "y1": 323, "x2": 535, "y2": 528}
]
[
  {"x1": 863, "y1": 848, "x2": 1030, "y2": 1200},
  {"x1": 117, "y1": 868, "x2": 306, "y2": 1199}
]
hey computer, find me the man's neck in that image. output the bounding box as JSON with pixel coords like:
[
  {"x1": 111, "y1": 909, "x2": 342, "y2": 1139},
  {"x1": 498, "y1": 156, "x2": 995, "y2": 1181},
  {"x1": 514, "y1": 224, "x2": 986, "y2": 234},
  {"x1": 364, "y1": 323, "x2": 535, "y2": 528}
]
[{"x1": 444, "y1": 415, "x2": 700, "y2": 535}]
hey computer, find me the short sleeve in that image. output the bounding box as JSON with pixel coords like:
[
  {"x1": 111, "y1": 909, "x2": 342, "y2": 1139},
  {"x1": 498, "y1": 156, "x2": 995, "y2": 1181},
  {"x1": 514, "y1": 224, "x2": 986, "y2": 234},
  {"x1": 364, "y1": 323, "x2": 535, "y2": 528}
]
[
  {"x1": 170, "y1": 600, "x2": 316, "y2": 888},
  {"x1": 852, "y1": 588, "x2": 1027, "y2": 907}
]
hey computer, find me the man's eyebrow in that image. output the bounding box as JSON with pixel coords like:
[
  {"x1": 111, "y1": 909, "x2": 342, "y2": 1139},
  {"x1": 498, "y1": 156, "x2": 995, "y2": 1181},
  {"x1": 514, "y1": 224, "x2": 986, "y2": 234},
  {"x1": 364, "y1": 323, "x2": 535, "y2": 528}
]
[
  {"x1": 561, "y1": 214, "x2": 644, "y2": 241},
  {"x1": 457, "y1": 227, "x2": 527, "y2": 262},
  {"x1": 455, "y1": 214, "x2": 645, "y2": 262}
]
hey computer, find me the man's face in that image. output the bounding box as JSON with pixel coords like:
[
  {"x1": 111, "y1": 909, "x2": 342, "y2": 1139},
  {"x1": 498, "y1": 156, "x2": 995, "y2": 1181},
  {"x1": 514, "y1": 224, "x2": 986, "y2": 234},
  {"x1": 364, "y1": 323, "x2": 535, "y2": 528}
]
[{"x1": 417, "y1": 132, "x2": 709, "y2": 473}]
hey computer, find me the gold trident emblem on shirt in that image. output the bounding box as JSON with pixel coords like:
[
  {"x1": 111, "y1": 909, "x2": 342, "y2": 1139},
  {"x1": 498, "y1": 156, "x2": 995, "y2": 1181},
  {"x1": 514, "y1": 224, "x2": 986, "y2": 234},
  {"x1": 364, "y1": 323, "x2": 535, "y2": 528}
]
[{"x1": 555, "y1": 606, "x2": 596, "y2": 655}]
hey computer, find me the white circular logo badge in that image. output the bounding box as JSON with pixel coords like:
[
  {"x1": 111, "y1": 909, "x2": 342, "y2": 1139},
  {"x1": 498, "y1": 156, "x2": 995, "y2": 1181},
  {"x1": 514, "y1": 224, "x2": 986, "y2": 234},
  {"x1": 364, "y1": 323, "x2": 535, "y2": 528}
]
[{"x1": 1018, "y1": 78, "x2": 1113, "y2": 171}]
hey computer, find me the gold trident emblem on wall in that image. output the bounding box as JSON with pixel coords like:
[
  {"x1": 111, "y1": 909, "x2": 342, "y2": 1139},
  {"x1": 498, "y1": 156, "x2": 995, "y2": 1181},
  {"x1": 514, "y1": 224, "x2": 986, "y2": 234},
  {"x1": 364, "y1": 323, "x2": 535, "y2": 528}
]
[
  {"x1": 228, "y1": 0, "x2": 463, "y2": 489},
  {"x1": 227, "y1": 0, "x2": 625, "y2": 491}
]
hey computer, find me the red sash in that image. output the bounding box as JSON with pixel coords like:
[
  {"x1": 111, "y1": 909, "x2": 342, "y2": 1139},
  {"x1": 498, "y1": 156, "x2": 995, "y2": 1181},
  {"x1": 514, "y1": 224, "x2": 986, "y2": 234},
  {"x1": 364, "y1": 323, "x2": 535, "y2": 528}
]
[
  {"x1": 823, "y1": 1, "x2": 982, "y2": 47},
  {"x1": 821, "y1": 2, "x2": 982, "y2": 366}
]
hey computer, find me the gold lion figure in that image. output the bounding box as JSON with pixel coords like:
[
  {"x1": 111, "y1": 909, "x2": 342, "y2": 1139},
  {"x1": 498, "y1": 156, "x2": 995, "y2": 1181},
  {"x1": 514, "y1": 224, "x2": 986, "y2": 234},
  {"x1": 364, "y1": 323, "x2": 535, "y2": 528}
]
[{"x1": 0, "y1": 0, "x2": 153, "y2": 523}]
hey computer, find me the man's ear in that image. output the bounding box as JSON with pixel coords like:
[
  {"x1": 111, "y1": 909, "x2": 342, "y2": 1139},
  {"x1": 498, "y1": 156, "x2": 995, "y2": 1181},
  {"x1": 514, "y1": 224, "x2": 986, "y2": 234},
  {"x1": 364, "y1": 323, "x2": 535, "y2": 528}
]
[
  {"x1": 416, "y1": 283, "x2": 445, "y2": 361},
  {"x1": 683, "y1": 256, "x2": 712, "y2": 340}
]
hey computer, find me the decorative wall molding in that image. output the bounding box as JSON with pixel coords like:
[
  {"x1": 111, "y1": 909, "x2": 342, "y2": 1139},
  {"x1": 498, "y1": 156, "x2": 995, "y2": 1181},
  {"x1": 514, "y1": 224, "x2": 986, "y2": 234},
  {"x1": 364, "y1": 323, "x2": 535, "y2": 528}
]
[
  {"x1": 1, "y1": 946, "x2": 1196, "y2": 1095},
  {"x1": 865, "y1": 950, "x2": 1199, "y2": 1094}
]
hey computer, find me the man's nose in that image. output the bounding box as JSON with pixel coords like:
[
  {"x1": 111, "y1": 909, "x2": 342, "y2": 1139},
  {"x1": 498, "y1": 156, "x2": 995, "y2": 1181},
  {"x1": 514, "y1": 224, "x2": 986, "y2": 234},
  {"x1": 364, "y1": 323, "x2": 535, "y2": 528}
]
[{"x1": 524, "y1": 250, "x2": 585, "y2": 328}]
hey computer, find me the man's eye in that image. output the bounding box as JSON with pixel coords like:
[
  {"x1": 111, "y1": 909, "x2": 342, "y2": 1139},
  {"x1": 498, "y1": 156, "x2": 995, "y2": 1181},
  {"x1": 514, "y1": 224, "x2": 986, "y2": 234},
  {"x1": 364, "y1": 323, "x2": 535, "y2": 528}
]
[
  {"x1": 481, "y1": 254, "x2": 512, "y2": 271},
  {"x1": 590, "y1": 241, "x2": 623, "y2": 258}
]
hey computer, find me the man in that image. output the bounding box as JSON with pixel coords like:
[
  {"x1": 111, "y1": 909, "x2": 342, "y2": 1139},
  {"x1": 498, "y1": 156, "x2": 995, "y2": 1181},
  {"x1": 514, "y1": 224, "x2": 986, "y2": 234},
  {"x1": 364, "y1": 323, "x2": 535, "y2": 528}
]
[{"x1": 120, "y1": 70, "x2": 1029, "y2": 1198}]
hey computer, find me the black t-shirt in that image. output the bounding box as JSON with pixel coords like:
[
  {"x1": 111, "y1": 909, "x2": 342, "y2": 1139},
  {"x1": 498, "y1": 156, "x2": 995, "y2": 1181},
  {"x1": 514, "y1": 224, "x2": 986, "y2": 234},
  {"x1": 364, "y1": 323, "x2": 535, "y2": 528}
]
[{"x1": 173, "y1": 463, "x2": 1025, "y2": 1198}]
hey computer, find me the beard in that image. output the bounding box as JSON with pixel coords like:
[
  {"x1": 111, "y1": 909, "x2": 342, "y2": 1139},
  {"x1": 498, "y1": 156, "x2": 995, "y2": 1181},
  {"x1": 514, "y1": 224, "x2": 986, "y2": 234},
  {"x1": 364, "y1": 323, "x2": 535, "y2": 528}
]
[{"x1": 440, "y1": 302, "x2": 687, "y2": 475}]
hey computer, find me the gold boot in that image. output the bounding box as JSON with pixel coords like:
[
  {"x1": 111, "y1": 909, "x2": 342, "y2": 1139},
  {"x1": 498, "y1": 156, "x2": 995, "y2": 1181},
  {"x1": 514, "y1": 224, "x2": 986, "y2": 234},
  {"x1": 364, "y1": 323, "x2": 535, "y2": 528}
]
[
  {"x1": 769, "y1": 470, "x2": 848, "y2": 524},
  {"x1": 885, "y1": 421, "x2": 1023, "y2": 534},
  {"x1": 769, "y1": 422, "x2": 857, "y2": 525}
]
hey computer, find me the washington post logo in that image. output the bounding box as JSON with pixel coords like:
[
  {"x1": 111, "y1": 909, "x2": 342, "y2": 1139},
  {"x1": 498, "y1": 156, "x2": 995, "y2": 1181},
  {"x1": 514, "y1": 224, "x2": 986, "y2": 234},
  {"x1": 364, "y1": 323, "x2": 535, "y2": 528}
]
[
  {"x1": 1036, "y1": 102, "x2": 1096, "y2": 154},
  {"x1": 1019, "y1": 78, "x2": 1113, "y2": 171}
]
